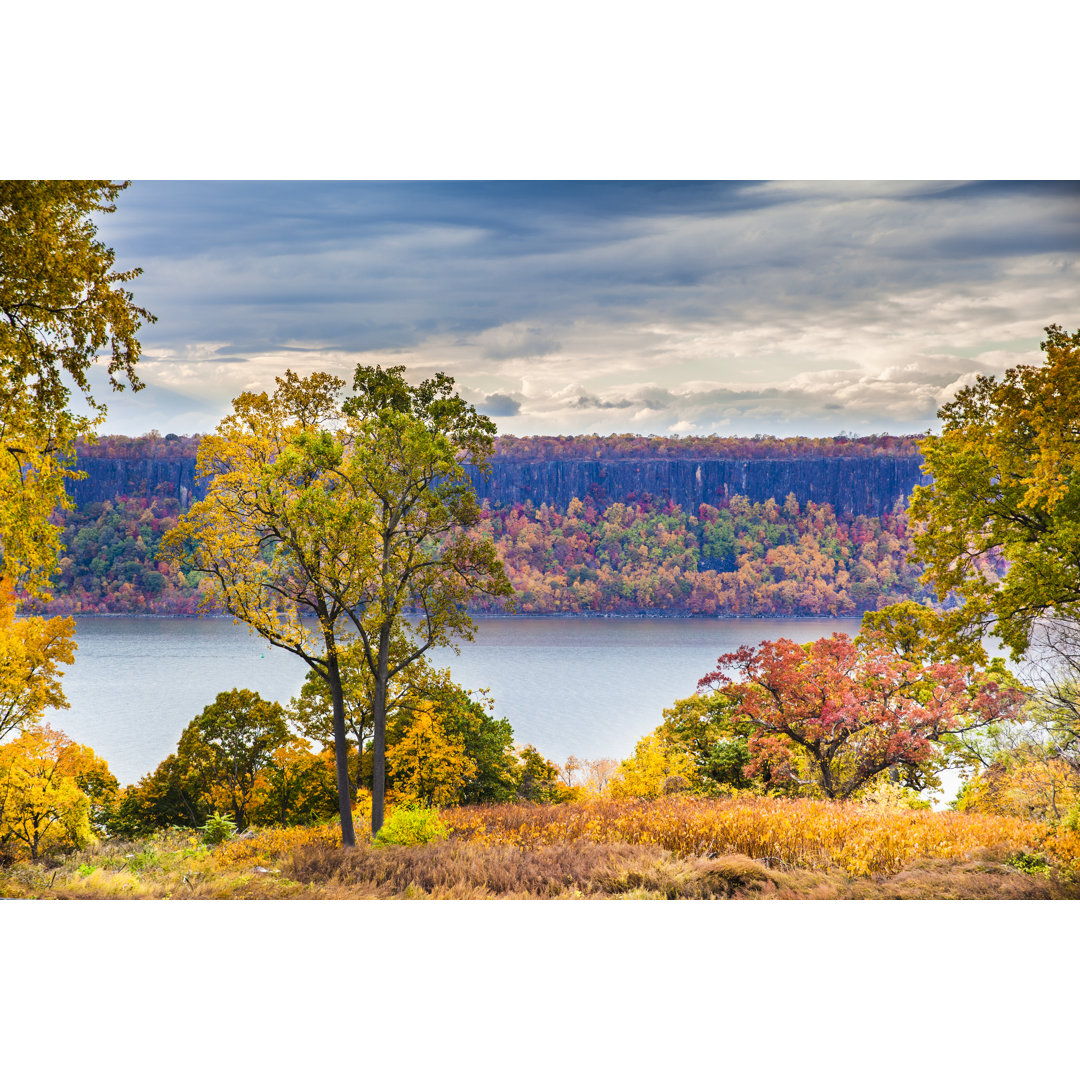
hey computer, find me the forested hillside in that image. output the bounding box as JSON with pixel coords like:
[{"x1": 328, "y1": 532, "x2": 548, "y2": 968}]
[{"x1": 30, "y1": 432, "x2": 941, "y2": 617}]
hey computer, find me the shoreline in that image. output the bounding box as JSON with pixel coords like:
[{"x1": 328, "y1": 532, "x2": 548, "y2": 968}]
[{"x1": 36, "y1": 609, "x2": 866, "y2": 622}]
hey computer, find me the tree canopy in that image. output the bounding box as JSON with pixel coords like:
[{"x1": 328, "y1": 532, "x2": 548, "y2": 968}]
[
  {"x1": 909, "y1": 325, "x2": 1080, "y2": 660},
  {"x1": 0, "y1": 724, "x2": 116, "y2": 861},
  {"x1": 0, "y1": 579, "x2": 75, "y2": 741},
  {"x1": 175, "y1": 689, "x2": 293, "y2": 832},
  {"x1": 698, "y1": 635, "x2": 1024, "y2": 800},
  {"x1": 0, "y1": 180, "x2": 154, "y2": 597}
]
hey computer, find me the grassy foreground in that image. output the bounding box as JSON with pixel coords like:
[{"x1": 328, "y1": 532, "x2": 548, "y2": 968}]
[{"x1": 3, "y1": 797, "x2": 1078, "y2": 900}]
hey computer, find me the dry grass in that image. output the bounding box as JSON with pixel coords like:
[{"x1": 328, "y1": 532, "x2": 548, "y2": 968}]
[
  {"x1": 214, "y1": 821, "x2": 344, "y2": 868},
  {"x1": 443, "y1": 796, "x2": 1045, "y2": 877},
  {"x1": 2, "y1": 796, "x2": 1076, "y2": 899},
  {"x1": 283, "y1": 839, "x2": 802, "y2": 898}
]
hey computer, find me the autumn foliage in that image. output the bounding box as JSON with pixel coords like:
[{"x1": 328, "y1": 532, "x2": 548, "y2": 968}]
[
  {"x1": 31, "y1": 447, "x2": 933, "y2": 618},
  {"x1": 442, "y1": 796, "x2": 1042, "y2": 878},
  {"x1": 0, "y1": 579, "x2": 76, "y2": 739},
  {"x1": 0, "y1": 724, "x2": 117, "y2": 861},
  {"x1": 698, "y1": 634, "x2": 1025, "y2": 800}
]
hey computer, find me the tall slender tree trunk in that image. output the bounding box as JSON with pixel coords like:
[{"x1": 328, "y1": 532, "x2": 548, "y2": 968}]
[
  {"x1": 371, "y1": 624, "x2": 392, "y2": 835},
  {"x1": 326, "y1": 652, "x2": 356, "y2": 847}
]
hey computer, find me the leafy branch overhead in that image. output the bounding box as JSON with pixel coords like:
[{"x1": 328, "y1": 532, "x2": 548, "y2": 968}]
[
  {"x1": 910, "y1": 325, "x2": 1080, "y2": 660},
  {"x1": 0, "y1": 181, "x2": 154, "y2": 597}
]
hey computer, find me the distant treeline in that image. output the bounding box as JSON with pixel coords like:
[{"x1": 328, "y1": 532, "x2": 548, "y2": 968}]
[
  {"x1": 73, "y1": 431, "x2": 924, "y2": 461},
  {"x1": 30, "y1": 490, "x2": 941, "y2": 618},
  {"x1": 492, "y1": 433, "x2": 923, "y2": 460},
  {"x1": 33, "y1": 432, "x2": 935, "y2": 617}
]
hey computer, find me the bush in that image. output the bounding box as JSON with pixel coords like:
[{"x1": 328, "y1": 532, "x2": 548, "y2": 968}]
[
  {"x1": 201, "y1": 811, "x2": 237, "y2": 845},
  {"x1": 1006, "y1": 851, "x2": 1051, "y2": 877},
  {"x1": 374, "y1": 805, "x2": 447, "y2": 847}
]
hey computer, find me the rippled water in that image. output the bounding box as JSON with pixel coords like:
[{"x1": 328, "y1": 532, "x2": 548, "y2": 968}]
[
  {"x1": 44, "y1": 615, "x2": 862, "y2": 786},
  {"x1": 39, "y1": 617, "x2": 859, "y2": 786}
]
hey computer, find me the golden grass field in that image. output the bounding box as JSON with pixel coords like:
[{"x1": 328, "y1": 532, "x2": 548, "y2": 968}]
[{"x1": 3, "y1": 794, "x2": 1079, "y2": 899}]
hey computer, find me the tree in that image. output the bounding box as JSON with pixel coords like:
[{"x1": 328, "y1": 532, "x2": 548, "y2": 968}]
[
  {"x1": 288, "y1": 631, "x2": 468, "y2": 797},
  {"x1": 250, "y1": 742, "x2": 339, "y2": 829},
  {"x1": 412, "y1": 682, "x2": 518, "y2": 805},
  {"x1": 657, "y1": 693, "x2": 755, "y2": 793},
  {"x1": 698, "y1": 635, "x2": 1024, "y2": 800},
  {"x1": 386, "y1": 701, "x2": 476, "y2": 808},
  {"x1": 0, "y1": 579, "x2": 75, "y2": 741},
  {"x1": 909, "y1": 325, "x2": 1080, "y2": 660},
  {"x1": 949, "y1": 621, "x2": 1080, "y2": 820},
  {"x1": 175, "y1": 689, "x2": 292, "y2": 832},
  {"x1": 513, "y1": 745, "x2": 568, "y2": 803},
  {"x1": 162, "y1": 366, "x2": 512, "y2": 841},
  {"x1": 953, "y1": 724, "x2": 1080, "y2": 821},
  {"x1": 608, "y1": 732, "x2": 696, "y2": 799},
  {"x1": 1, "y1": 181, "x2": 154, "y2": 597},
  {"x1": 109, "y1": 752, "x2": 204, "y2": 836},
  {"x1": 0, "y1": 725, "x2": 116, "y2": 861},
  {"x1": 579, "y1": 758, "x2": 619, "y2": 797},
  {"x1": 288, "y1": 641, "x2": 520, "y2": 805},
  {"x1": 339, "y1": 364, "x2": 514, "y2": 831},
  {"x1": 857, "y1": 600, "x2": 988, "y2": 666}
]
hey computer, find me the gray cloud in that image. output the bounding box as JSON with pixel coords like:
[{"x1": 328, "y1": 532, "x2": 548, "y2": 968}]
[
  {"x1": 90, "y1": 181, "x2": 1080, "y2": 437},
  {"x1": 474, "y1": 392, "x2": 521, "y2": 417}
]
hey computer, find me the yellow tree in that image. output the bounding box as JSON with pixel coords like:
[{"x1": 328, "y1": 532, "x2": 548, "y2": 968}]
[
  {"x1": 288, "y1": 629, "x2": 455, "y2": 797},
  {"x1": 162, "y1": 366, "x2": 512, "y2": 842},
  {"x1": 1, "y1": 180, "x2": 154, "y2": 599},
  {"x1": 0, "y1": 725, "x2": 115, "y2": 860},
  {"x1": 910, "y1": 325, "x2": 1080, "y2": 660},
  {"x1": 249, "y1": 741, "x2": 340, "y2": 828},
  {"x1": 386, "y1": 701, "x2": 476, "y2": 808},
  {"x1": 608, "y1": 732, "x2": 697, "y2": 799},
  {"x1": 0, "y1": 579, "x2": 76, "y2": 741}
]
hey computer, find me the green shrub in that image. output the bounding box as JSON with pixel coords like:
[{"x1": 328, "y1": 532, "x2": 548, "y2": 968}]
[
  {"x1": 374, "y1": 805, "x2": 447, "y2": 847},
  {"x1": 201, "y1": 811, "x2": 237, "y2": 845},
  {"x1": 1007, "y1": 851, "x2": 1051, "y2": 878}
]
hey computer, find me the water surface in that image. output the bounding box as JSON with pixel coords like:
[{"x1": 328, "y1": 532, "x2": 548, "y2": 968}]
[{"x1": 44, "y1": 615, "x2": 860, "y2": 785}]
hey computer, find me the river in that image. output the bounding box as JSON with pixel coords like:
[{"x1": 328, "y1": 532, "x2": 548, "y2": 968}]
[{"x1": 41, "y1": 614, "x2": 863, "y2": 787}]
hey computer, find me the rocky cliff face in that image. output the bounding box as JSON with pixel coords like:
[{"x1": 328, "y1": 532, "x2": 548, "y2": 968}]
[
  {"x1": 68, "y1": 457, "x2": 209, "y2": 508},
  {"x1": 68, "y1": 453, "x2": 927, "y2": 515},
  {"x1": 464, "y1": 456, "x2": 926, "y2": 515}
]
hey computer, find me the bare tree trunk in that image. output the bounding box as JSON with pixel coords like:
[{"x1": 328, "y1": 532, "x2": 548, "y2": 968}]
[
  {"x1": 327, "y1": 652, "x2": 356, "y2": 847},
  {"x1": 818, "y1": 755, "x2": 837, "y2": 799},
  {"x1": 371, "y1": 625, "x2": 391, "y2": 836},
  {"x1": 178, "y1": 787, "x2": 201, "y2": 828},
  {"x1": 355, "y1": 718, "x2": 367, "y2": 795}
]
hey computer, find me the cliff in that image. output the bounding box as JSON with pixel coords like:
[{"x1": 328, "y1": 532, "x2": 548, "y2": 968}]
[
  {"x1": 464, "y1": 455, "x2": 926, "y2": 516},
  {"x1": 67, "y1": 453, "x2": 927, "y2": 516}
]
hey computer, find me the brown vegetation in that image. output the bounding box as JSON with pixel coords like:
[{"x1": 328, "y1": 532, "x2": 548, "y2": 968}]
[
  {"x1": 3, "y1": 827, "x2": 1077, "y2": 900},
  {"x1": 442, "y1": 796, "x2": 1043, "y2": 877}
]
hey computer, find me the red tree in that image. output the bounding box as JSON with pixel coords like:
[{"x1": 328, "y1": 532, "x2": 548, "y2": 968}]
[{"x1": 698, "y1": 635, "x2": 1023, "y2": 800}]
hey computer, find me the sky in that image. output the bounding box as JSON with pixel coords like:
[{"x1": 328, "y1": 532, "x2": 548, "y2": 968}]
[{"x1": 89, "y1": 180, "x2": 1079, "y2": 439}]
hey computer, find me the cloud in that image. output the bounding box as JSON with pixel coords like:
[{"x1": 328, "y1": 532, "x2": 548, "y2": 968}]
[
  {"x1": 475, "y1": 324, "x2": 562, "y2": 361},
  {"x1": 473, "y1": 392, "x2": 521, "y2": 417},
  {"x1": 90, "y1": 181, "x2": 1080, "y2": 436}
]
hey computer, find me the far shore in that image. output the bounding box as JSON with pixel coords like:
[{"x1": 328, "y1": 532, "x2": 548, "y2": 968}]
[{"x1": 34, "y1": 610, "x2": 866, "y2": 622}]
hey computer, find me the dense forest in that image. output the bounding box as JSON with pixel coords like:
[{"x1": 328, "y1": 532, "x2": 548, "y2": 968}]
[
  {"x1": 29, "y1": 490, "x2": 938, "y2": 617},
  {"x1": 30, "y1": 433, "x2": 934, "y2": 616}
]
